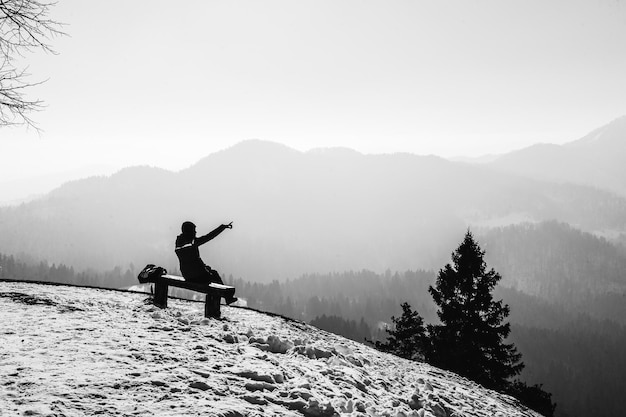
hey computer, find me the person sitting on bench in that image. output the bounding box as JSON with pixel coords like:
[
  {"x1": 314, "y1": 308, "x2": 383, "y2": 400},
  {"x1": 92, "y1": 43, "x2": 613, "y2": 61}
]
[{"x1": 175, "y1": 221, "x2": 237, "y2": 305}]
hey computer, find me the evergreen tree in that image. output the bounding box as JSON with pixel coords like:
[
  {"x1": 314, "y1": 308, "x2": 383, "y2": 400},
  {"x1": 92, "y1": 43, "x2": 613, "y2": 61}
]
[
  {"x1": 375, "y1": 302, "x2": 427, "y2": 361},
  {"x1": 427, "y1": 230, "x2": 523, "y2": 391}
]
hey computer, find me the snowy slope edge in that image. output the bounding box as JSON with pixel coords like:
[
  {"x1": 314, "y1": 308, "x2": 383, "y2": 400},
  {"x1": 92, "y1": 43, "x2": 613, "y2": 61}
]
[{"x1": 0, "y1": 281, "x2": 542, "y2": 417}]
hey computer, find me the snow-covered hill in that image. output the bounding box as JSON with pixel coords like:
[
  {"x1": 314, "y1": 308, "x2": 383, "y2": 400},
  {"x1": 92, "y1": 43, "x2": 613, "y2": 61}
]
[{"x1": 0, "y1": 281, "x2": 541, "y2": 417}]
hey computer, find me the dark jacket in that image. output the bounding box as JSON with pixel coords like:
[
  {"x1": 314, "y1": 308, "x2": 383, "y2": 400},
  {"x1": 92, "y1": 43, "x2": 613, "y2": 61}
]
[{"x1": 175, "y1": 225, "x2": 228, "y2": 281}]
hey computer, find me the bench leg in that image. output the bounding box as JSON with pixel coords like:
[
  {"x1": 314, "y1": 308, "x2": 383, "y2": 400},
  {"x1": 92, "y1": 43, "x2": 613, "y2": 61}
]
[
  {"x1": 154, "y1": 281, "x2": 169, "y2": 308},
  {"x1": 205, "y1": 293, "x2": 221, "y2": 318}
]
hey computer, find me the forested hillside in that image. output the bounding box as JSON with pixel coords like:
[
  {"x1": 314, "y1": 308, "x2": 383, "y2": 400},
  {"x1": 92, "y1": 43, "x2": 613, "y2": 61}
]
[
  {"x1": 510, "y1": 320, "x2": 626, "y2": 417},
  {"x1": 481, "y1": 221, "x2": 626, "y2": 324},
  {"x1": 0, "y1": 254, "x2": 135, "y2": 289}
]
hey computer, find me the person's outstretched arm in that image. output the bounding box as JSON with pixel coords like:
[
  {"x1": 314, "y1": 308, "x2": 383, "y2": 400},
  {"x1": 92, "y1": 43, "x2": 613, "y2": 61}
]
[{"x1": 195, "y1": 222, "x2": 233, "y2": 246}]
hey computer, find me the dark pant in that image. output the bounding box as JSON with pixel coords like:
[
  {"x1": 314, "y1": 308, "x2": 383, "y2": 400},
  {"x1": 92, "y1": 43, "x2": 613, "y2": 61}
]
[
  {"x1": 199, "y1": 267, "x2": 235, "y2": 302},
  {"x1": 183, "y1": 266, "x2": 224, "y2": 284},
  {"x1": 206, "y1": 267, "x2": 224, "y2": 285}
]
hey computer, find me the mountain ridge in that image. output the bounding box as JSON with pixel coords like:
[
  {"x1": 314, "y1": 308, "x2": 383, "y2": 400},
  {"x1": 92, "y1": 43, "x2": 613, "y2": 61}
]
[
  {"x1": 2, "y1": 139, "x2": 626, "y2": 281},
  {"x1": 489, "y1": 115, "x2": 626, "y2": 196}
]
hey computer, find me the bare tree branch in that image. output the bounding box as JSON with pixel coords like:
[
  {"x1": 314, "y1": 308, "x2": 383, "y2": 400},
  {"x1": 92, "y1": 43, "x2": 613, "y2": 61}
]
[{"x1": 0, "y1": 0, "x2": 65, "y2": 129}]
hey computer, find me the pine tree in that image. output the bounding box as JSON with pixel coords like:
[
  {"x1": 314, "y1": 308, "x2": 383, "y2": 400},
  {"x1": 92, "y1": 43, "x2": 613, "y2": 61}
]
[
  {"x1": 375, "y1": 302, "x2": 427, "y2": 361},
  {"x1": 427, "y1": 230, "x2": 523, "y2": 391}
]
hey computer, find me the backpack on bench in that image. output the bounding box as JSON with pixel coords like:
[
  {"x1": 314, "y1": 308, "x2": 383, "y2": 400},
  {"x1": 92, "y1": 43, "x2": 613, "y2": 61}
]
[{"x1": 138, "y1": 264, "x2": 167, "y2": 283}]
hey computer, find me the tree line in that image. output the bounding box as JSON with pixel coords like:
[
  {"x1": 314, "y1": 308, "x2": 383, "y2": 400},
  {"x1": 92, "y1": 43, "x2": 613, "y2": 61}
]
[
  {"x1": 481, "y1": 220, "x2": 626, "y2": 325},
  {"x1": 0, "y1": 253, "x2": 135, "y2": 289}
]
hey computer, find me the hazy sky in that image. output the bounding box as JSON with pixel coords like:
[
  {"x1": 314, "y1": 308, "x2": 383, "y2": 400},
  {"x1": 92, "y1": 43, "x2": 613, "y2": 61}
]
[{"x1": 2, "y1": 0, "x2": 626, "y2": 187}]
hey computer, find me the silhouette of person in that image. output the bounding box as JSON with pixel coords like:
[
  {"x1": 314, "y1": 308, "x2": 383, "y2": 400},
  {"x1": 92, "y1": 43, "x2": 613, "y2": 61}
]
[{"x1": 175, "y1": 221, "x2": 237, "y2": 304}]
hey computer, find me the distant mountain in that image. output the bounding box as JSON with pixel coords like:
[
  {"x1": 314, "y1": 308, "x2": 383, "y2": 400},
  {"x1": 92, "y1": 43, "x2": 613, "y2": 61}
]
[
  {"x1": 1, "y1": 139, "x2": 626, "y2": 281},
  {"x1": 489, "y1": 116, "x2": 626, "y2": 196},
  {"x1": 0, "y1": 164, "x2": 122, "y2": 206},
  {"x1": 449, "y1": 153, "x2": 502, "y2": 164}
]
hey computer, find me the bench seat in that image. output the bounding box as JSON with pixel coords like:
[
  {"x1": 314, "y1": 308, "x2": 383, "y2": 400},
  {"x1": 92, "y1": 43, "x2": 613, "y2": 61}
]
[{"x1": 138, "y1": 273, "x2": 235, "y2": 318}]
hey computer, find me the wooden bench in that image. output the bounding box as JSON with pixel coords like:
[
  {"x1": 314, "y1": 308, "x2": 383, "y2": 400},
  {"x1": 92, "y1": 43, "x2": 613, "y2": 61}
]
[{"x1": 138, "y1": 274, "x2": 236, "y2": 318}]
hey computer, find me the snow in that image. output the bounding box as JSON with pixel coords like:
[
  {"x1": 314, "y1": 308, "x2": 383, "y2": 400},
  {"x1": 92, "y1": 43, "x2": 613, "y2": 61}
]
[{"x1": 0, "y1": 282, "x2": 542, "y2": 417}]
